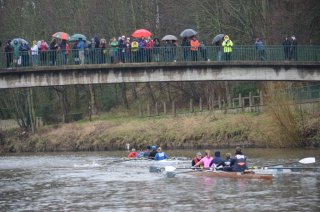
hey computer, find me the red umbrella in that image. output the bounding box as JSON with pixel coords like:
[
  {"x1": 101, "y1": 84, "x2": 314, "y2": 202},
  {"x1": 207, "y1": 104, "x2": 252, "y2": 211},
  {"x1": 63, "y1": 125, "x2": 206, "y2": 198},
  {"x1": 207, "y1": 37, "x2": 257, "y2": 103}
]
[
  {"x1": 52, "y1": 32, "x2": 70, "y2": 40},
  {"x1": 132, "y1": 29, "x2": 152, "y2": 38}
]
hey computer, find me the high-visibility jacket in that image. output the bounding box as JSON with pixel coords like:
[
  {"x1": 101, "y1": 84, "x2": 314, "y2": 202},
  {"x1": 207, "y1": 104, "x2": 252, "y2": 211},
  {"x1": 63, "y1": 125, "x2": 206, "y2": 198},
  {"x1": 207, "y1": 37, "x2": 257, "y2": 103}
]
[
  {"x1": 222, "y1": 39, "x2": 233, "y2": 53},
  {"x1": 190, "y1": 39, "x2": 200, "y2": 51}
]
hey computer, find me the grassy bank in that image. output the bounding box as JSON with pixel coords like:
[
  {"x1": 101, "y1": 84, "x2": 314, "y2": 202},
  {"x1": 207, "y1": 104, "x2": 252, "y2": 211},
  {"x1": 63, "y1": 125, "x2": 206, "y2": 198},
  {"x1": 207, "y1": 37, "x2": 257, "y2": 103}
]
[{"x1": 1, "y1": 110, "x2": 319, "y2": 153}]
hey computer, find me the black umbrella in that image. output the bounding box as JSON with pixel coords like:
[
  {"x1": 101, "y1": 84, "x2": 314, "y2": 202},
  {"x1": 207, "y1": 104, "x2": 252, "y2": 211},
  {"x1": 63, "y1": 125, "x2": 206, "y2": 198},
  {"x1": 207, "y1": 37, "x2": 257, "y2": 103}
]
[
  {"x1": 180, "y1": 29, "x2": 197, "y2": 38},
  {"x1": 212, "y1": 34, "x2": 225, "y2": 44}
]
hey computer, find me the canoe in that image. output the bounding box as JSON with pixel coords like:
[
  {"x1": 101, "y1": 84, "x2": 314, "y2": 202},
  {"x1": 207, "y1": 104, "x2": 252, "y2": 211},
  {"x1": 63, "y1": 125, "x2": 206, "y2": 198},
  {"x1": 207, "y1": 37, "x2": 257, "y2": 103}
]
[{"x1": 189, "y1": 170, "x2": 273, "y2": 180}]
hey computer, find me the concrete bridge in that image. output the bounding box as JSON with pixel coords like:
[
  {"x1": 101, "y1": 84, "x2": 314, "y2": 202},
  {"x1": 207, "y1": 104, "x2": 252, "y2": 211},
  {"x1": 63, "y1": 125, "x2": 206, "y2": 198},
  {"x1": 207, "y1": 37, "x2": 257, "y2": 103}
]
[{"x1": 0, "y1": 61, "x2": 319, "y2": 89}]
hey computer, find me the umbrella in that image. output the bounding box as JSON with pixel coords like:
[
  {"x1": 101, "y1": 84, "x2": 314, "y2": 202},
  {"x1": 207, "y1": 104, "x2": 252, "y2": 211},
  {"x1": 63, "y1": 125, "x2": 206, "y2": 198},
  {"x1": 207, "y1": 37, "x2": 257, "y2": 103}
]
[
  {"x1": 161, "y1": 35, "x2": 178, "y2": 41},
  {"x1": 132, "y1": 29, "x2": 152, "y2": 38},
  {"x1": 70, "y1": 34, "x2": 87, "y2": 41},
  {"x1": 179, "y1": 29, "x2": 197, "y2": 38},
  {"x1": 11, "y1": 38, "x2": 28, "y2": 45},
  {"x1": 52, "y1": 32, "x2": 70, "y2": 40},
  {"x1": 212, "y1": 34, "x2": 225, "y2": 44}
]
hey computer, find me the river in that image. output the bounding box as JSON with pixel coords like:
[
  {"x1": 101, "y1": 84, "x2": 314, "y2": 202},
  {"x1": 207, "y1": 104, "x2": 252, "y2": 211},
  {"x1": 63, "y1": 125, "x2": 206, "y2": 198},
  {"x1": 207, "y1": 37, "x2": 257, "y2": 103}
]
[{"x1": 0, "y1": 149, "x2": 319, "y2": 211}]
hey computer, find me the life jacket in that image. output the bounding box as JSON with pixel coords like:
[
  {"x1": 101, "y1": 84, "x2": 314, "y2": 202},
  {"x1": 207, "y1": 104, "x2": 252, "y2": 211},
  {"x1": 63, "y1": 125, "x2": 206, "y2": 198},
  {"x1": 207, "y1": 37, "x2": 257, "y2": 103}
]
[
  {"x1": 155, "y1": 152, "x2": 167, "y2": 161},
  {"x1": 128, "y1": 152, "x2": 138, "y2": 158},
  {"x1": 131, "y1": 41, "x2": 139, "y2": 52},
  {"x1": 232, "y1": 154, "x2": 247, "y2": 172},
  {"x1": 190, "y1": 39, "x2": 200, "y2": 51}
]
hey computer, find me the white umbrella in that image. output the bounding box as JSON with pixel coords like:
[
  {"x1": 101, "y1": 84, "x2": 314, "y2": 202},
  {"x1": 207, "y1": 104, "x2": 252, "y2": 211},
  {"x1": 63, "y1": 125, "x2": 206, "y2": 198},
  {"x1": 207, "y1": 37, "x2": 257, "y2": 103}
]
[{"x1": 162, "y1": 35, "x2": 178, "y2": 41}]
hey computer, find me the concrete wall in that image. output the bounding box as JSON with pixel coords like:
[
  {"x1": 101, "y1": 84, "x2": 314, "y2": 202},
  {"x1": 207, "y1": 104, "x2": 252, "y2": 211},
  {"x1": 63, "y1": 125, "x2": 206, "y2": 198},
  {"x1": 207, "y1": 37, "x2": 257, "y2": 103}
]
[{"x1": 0, "y1": 61, "x2": 319, "y2": 89}]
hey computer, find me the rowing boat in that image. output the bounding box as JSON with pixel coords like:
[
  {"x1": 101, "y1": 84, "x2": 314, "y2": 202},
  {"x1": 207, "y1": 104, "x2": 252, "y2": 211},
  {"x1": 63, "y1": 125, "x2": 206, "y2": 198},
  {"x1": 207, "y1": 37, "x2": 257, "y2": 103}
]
[{"x1": 188, "y1": 170, "x2": 273, "y2": 180}]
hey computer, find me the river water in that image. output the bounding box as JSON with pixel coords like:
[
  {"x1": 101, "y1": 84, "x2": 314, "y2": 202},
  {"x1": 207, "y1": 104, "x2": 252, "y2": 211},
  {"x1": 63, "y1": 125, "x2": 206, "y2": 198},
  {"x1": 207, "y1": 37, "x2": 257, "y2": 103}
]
[{"x1": 0, "y1": 149, "x2": 319, "y2": 212}]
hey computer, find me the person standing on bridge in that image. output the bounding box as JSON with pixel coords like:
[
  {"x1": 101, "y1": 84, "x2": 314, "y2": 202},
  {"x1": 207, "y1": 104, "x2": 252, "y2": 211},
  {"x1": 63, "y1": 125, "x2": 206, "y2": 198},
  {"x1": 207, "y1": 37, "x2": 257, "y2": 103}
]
[
  {"x1": 222, "y1": 35, "x2": 233, "y2": 61},
  {"x1": 255, "y1": 38, "x2": 266, "y2": 61},
  {"x1": 190, "y1": 36, "x2": 200, "y2": 61},
  {"x1": 290, "y1": 35, "x2": 298, "y2": 61},
  {"x1": 4, "y1": 40, "x2": 13, "y2": 68},
  {"x1": 77, "y1": 37, "x2": 85, "y2": 65},
  {"x1": 283, "y1": 36, "x2": 291, "y2": 60}
]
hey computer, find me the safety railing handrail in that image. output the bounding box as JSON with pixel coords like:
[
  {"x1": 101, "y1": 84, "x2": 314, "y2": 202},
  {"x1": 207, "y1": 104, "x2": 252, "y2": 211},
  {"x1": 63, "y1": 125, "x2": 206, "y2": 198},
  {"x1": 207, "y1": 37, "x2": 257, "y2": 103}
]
[{"x1": 1, "y1": 45, "x2": 319, "y2": 68}]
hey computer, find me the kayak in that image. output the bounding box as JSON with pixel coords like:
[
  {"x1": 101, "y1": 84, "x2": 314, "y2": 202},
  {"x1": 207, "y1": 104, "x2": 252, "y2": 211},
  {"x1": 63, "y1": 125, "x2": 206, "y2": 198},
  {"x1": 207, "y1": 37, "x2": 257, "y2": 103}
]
[{"x1": 189, "y1": 170, "x2": 273, "y2": 180}]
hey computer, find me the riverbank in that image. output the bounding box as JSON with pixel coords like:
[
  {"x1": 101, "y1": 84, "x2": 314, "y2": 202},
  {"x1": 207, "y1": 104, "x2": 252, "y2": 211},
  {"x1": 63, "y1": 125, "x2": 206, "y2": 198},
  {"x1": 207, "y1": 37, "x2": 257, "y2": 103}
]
[{"x1": 1, "y1": 111, "x2": 320, "y2": 153}]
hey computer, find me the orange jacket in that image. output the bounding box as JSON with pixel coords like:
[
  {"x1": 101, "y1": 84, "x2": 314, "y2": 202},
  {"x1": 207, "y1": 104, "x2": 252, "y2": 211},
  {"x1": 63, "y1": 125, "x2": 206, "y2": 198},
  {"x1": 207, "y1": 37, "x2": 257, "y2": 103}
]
[{"x1": 190, "y1": 39, "x2": 200, "y2": 51}]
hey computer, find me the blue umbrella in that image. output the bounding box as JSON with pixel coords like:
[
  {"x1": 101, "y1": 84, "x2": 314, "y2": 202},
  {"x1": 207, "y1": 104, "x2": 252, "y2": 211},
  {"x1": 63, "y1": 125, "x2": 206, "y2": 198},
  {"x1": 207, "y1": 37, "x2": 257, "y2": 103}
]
[
  {"x1": 70, "y1": 34, "x2": 87, "y2": 41},
  {"x1": 11, "y1": 38, "x2": 29, "y2": 45}
]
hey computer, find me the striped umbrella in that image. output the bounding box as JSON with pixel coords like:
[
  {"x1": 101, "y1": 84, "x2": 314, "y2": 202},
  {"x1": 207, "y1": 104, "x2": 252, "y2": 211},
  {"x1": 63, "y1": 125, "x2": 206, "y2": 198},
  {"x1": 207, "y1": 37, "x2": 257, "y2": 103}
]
[{"x1": 52, "y1": 32, "x2": 70, "y2": 40}]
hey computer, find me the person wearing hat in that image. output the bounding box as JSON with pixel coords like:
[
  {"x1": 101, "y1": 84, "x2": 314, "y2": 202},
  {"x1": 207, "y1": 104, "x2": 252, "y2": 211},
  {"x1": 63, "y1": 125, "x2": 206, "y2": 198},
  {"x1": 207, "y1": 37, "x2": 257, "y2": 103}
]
[
  {"x1": 154, "y1": 147, "x2": 168, "y2": 161},
  {"x1": 148, "y1": 145, "x2": 158, "y2": 159},
  {"x1": 192, "y1": 152, "x2": 203, "y2": 166},
  {"x1": 128, "y1": 148, "x2": 138, "y2": 158},
  {"x1": 222, "y1": 35, "x2": 233, "y2": 61},
  {"x1": 230, "y1": 147, "x2": 248, "y2": 172}
]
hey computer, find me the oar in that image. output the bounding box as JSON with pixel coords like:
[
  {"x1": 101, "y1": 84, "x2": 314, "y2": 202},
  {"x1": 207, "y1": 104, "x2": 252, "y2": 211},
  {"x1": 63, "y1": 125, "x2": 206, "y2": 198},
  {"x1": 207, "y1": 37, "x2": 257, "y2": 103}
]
[
  {"x1": 264, "y1": 157, "x2": 316, "y2": 168},
  {"x1": 163, "y1": 166, "x2": 203, "y2": 178},
  {"x1": 164, "y1": 166, "x2": 203, "y2": 171},
  {"x1": 263, "y1": 167, "x2": 320, "y2": 171}
]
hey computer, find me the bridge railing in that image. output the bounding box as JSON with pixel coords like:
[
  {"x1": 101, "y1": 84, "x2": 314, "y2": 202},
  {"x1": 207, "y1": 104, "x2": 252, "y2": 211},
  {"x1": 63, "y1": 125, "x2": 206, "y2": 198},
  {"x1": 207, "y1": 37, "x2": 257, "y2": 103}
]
[{"x1": 1, "y1": 45, "x2": 319, "y2": 68}]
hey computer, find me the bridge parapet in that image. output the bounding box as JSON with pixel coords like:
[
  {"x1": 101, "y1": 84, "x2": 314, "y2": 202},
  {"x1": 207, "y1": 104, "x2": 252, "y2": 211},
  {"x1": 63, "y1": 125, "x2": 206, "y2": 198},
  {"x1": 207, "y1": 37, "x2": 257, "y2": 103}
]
[{"x1": 0, "y1": 61, "x2": 319, "y2": 89}]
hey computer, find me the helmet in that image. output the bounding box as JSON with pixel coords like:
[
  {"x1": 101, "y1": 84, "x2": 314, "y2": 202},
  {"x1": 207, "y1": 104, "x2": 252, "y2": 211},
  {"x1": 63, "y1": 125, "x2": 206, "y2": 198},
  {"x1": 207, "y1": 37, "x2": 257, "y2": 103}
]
[
  {"x1": 224, "y1": 35, "x2": 229, "y2": 40},
  {"x1": 152, "y1": 145, "x2": 157, "y2": 150}
]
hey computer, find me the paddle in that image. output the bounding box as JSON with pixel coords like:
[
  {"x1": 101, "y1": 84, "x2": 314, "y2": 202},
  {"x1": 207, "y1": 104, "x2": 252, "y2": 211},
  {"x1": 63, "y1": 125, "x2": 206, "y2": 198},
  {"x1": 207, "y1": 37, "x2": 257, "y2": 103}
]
[{"x1": 264, "y1": 157, "x2": 316, "y2": 168}]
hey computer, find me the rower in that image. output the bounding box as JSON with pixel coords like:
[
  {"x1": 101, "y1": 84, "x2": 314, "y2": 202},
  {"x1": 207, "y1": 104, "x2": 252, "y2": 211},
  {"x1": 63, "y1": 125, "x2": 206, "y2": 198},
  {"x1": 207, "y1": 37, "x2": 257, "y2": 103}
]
[
  {"x1": 193, "y1": 150, "x2": 213, "y2": 169},
  {"x1": 192, "y1": 152, "x2": 203, "y2": 166},
  {"x1": 154, "y1": 147, "x2": 168, "y2": 161},
  {"x1": 215, "y1": 152, "x2": 232, "y2": 171},
  {"x1": 209, "y1": 150, "x2": 224, "y2": 169},
  {"x1": 230, "y1": 147, "x2": 248, "y2": 172}
]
